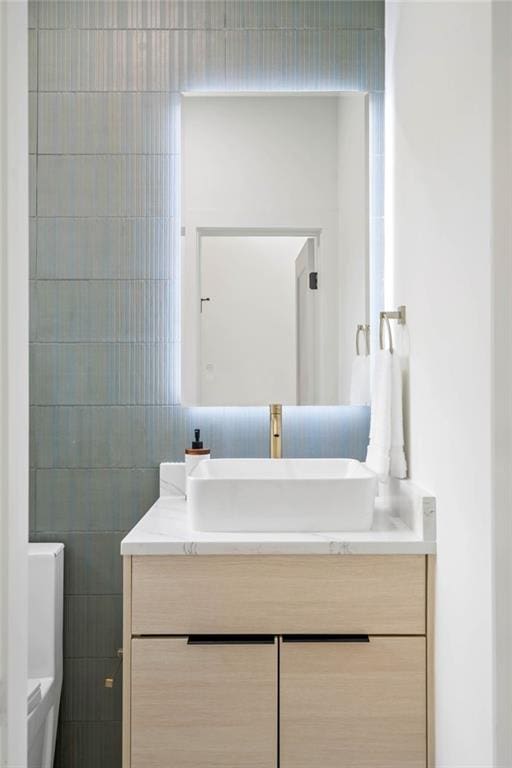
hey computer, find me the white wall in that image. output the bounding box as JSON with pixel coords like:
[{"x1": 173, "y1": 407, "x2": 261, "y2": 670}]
[
  {"x1": 0, "y1": 1, "x2": 29, "y2": 766},
  {"x1": 181, "y1": 93, "x2": 368, "y2": 405},
  {"x1": 386, "y1": 2, "x2": 496, "y2": 765}
]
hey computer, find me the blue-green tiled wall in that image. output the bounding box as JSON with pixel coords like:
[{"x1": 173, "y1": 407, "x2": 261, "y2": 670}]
[{"x1": 29, "y1": 3, "x2": 383, "y2": 766}]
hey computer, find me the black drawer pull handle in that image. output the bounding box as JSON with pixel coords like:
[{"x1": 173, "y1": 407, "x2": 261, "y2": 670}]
[
  {"x1": 188, "y1": 635, "x2": 275, "y2": 645},
  {"x1": 282, "y1": 634, "x2": 370, "y2": 643}
]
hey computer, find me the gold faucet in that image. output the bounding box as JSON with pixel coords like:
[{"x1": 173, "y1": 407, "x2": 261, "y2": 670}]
[{"x1": 269, "y1": 404, "x2": 282, "y2": 458}]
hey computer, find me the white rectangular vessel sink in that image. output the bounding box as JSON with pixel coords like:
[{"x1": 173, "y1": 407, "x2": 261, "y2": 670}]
[{"x1": 188, "y1": 458, "x2": 377, "y2": 533}]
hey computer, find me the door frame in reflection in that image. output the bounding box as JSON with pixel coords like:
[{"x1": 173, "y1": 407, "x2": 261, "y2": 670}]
[{"x1": 196, "y1": 227, "x2": 321, "y2": 406}]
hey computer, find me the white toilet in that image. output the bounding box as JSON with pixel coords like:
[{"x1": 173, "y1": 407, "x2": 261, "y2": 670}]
[{"x1": 28, "y1": 543, "x2": 64, "y2": 768}]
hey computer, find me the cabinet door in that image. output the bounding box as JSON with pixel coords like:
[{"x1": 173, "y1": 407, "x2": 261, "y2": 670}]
[
  {"x1": 131, "y1": 636, "x2": 277, "y2": 768},
  {"x1": 280, "y1": 636, "x2": 426, "y2": 768}
]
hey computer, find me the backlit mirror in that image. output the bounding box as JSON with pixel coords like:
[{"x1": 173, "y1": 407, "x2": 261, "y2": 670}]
[{"x1": 181, "y1": 93, "x2": 369, "y2": 406}]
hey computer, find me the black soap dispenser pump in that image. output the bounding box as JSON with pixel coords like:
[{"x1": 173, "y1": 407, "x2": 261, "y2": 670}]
[
  {"x1": 190, "y1": 429, "x2": 204, "y2": 451},
  {"x1": 185, "y1": 429, "x2": 211, "y2": 492}
]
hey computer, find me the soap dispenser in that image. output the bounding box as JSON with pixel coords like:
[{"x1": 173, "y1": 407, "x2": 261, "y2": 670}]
[{"x1": 185, "y1": 429, "x2": 210, "y2": 493}]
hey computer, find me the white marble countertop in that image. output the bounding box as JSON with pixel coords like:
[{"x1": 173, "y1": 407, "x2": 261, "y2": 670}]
[{"x1": 121, "y1": 479, "x2": 436, "y2": 556}]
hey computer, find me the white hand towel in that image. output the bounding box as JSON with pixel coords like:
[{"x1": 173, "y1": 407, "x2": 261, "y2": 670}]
[
  {"x1": 390, "y1": 352, "x2": 407, "y2": 478},
  {"x1": 365, "y1": 350, "x2": 392, "y2": 478},
  {"x1": 349, "y1": 355, "x2": 371, "y2": 406},
  {"x1": 365, "y1": 349, "x2": 407, "y2": 480}
]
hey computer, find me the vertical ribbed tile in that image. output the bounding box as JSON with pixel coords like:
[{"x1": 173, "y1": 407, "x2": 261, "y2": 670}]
[
  {"x1": 364, "y1": 28, "x2": 384, "y2": 91},
  {"x1": 29, "y1": 469, "x2": 37, "y2": 531},
  {"x1": 39, "y1": 29, "x2": 225, "y2": 91},
  {"x1": 32, "y1": 406, "x2": 286, "y2": 468},
  {"x1": 186, "y1": 406, "x2": 269, "y2": 457},
  {"x1": 31, "y1": 406, "x2": 186, "y2": 468},
  {"x1": 29, "y1": 93, "x2": 37, "y2": 154},
  {"x1": 37, "y1": 218, "x2": 176, "y2": 279},
  {"x1": 35, "y1": 469, "x2": 159, "y2": 532},
  {"x1": 39, "y1": 0, "x2": 226, "y2": 30},
  {"x1": 225, "y1": 1, "x2": 384, "y2": 30},
  {"x1": 313, "y1": 1, "x2": 384, "y2": 29},
  {"x1": 39, "y1": 93, "x2": 180, "y2": 154},
  {"x1": 164, "y1": 1, "x2": 226, "y2": 30},
  {"x1": 61, "y1": 658, "x2": 122, "y2": 721},
  {"x1": 29, "y1": 156, "x2": 36, "y2": 217},
  {"x1": 39, "y1": 30, "x2": 169, "y2": 90},
  {"x1": 283, "y1": 406, "x2": 371, "y2": 459},
  {"x1": 28, "y1": 30, "x2": 38, "y2": 90},
  {"x1": 226, "y1": 30, "x2": 381, "y2": 91},
  {"x1": 185, "y1": 406, "x2": 371, "y2": 459},
  {"x1": 369, "y1": 90, "x2": 384, "y2": 156},
  {"x1": 340, "y1": 408, "x2": 373, "y2": 460},
  {"x1": 37, "y1": 156, "x2": 177, "y2": 217},
  {"x1": 29, "y1": 281, "x2": 37, "y2": 347},
  {"x1": 31, "y1": 343, "x2": 179, "y2": 405},
  {"x1": 64, "y1": 595, "x2": 123, "y2": 658},
  {"x1": 30, "y1": 530, "x2": 124, "y2": 593},
  {"x1": 39, "y1": 1, "x2": 118, "y2": 29},
  {"x1": 29, "y1": 404, "x2": 36, "y2": 469},
  {"x1": 177, "y1": 29, "x2": 227, "y2": 90},
  {"x1": 226, "y1": 30, "x2": 306, "y2": 90},
  {"x1": 32, "y1": 281, "x2": 177, "y2": 342},
  {"x1": 29, "y1": 219, "x2": 37, "y2": 277},
  {"x1": 226, "y1": 1, "x2": 305, "y2": 30},
  {"x1": 55, "y1": 723, "x2": 121, "y2": 768},
  {"x1": 28, "y1": 1, "x2": 38, "y2": 29}
]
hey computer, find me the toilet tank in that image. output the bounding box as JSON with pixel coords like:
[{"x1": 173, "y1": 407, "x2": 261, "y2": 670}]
[{"x1": 28, "y1": 543, "x2": 64, "y2": 683}]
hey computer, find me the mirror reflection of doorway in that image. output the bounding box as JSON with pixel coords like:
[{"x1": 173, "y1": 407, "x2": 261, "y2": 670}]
[{"x1": 199, "y1": 233, "x2": 317, "y2": 406}]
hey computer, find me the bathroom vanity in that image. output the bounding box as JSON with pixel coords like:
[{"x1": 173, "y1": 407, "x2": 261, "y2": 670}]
[
  {"x1": 120, "y1": 62, "x2": 433, "y2": 768},
  {"x1": 121, "y1": 483, "x2": 436, "y2": 768}
]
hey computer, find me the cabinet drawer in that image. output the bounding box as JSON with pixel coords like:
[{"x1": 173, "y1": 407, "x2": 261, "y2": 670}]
[
  {"x1": 131, "y1": 555, "x2": 426, "y2": 635},
  {"x1": 131, "y1": 636, "x2": 277, "y2": 768},
  {"x1": 280, "y1": 635, "x2": 426, "y2": 768}
]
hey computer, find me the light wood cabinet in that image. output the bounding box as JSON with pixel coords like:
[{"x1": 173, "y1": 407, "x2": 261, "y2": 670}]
[
  {"x1": 131, "y1": 637, "x2": 277, "y2": 768},
  {"x1": 124, "y1": 555, "x2": 435, "y2": 768},
  {"x1": 280, "y1": 635, "x2": 426, "y2": 768},
  {"x1": 131, "y1": 555, "x2": 426, "y2": 635}
]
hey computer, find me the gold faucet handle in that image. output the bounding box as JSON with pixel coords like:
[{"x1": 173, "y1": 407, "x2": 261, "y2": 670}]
[{"x1": 269, "y1": 404, "x2": 282, "y2": 459}]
